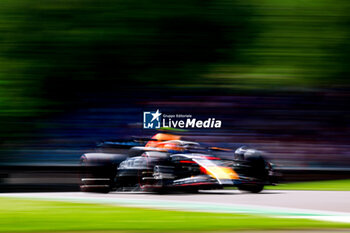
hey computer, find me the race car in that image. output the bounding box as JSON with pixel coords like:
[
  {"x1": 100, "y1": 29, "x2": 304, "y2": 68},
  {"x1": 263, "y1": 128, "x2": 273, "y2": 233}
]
[{"x1": 79, "y1": 135, "x2": 277, "y2": 194}]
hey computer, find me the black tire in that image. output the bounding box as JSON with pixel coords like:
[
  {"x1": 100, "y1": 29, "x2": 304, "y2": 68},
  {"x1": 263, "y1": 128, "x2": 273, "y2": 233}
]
[
  {"x1": 79, "y1": 156, "x2": 111, "y2": 193},
  {"x1": 244, "y1": 154, "x2": 269, "y2": 180},
  {"x1": 237, "y1": 183, "x2": 264, "y2": 193},
  {"x1": 237, "y1": 154, "x2": 268, "y2": 193},
  {"x1": 79, "y1": 153, "x2": 126, "y2": 193}
]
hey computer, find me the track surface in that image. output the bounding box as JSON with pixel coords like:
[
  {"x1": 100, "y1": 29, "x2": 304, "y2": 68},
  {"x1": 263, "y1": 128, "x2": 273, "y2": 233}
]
[
  {"x1": 1, "y1": 190, "x2": 350, "y2": 222},
  {"x1": 3, "y1": 190, "x2": 349, "y2": 212}
]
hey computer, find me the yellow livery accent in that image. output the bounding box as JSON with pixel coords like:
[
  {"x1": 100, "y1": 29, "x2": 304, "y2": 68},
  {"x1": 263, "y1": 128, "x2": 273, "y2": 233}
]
[{"x1": 206, "y1": 166, "x2": 239, "y2": 180}]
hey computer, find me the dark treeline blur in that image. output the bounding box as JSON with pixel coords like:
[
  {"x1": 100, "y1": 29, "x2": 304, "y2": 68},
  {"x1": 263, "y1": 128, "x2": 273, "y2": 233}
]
[
  {"x1": 0, "y1": 0, "x2": 252, "y2": 137},
  {"x1": 1, "y1": 0, "x2": 350, "y2": 168}
]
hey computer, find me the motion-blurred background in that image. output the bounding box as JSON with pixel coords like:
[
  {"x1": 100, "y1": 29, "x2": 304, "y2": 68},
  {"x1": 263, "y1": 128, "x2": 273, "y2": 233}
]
[{"x1": 1, "y1": 0, "x2": 350, "y2": 190}]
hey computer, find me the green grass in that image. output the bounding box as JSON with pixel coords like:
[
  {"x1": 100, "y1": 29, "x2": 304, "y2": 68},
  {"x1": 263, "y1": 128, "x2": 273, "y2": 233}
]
[
  {"x1": 267, "y1": 179, "x2": 350, "y2": 191},
  {"x1": 0, "y1": 198, "x2": 349, "y2": 232}
]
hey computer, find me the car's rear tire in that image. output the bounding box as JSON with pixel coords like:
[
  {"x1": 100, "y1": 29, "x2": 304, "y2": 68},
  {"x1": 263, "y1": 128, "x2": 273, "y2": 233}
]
[
  {"x1": 79, "y1": 153, "x2": 126, "y2": 193},
  {"x1": 79, "y1": 155, "x2": 112, "y2": 193}
]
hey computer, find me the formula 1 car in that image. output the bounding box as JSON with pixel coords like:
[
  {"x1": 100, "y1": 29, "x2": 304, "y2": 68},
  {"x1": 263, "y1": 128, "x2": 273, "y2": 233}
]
[{"x1": 80, "y1": 137, "x2": 277, "y2": 194}]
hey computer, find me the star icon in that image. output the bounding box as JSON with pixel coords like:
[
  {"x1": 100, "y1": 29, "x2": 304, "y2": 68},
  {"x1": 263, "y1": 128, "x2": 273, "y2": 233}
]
[{"x1": 151, "y1": 109, "x2": 161, "y2": 122}]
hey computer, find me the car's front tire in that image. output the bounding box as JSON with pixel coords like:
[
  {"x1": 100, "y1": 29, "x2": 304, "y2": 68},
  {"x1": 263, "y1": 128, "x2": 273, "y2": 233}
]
[
  {"x1": 237, "y1": 183, "x2": 264, "y2": 193},
  {"x1": 237, "y1": 153, "x2": 268, "y2": 193}
]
